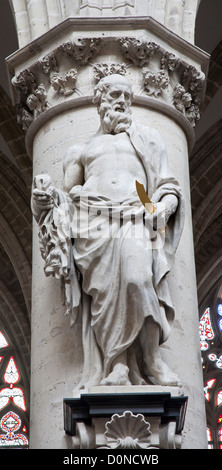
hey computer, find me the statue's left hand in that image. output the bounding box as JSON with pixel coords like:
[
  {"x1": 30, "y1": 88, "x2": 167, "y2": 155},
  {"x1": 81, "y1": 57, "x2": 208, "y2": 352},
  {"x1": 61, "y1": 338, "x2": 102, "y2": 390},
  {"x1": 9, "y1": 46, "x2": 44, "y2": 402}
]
[{"x1": 153, "y1": 195, "x2": 178, "y2": 228}]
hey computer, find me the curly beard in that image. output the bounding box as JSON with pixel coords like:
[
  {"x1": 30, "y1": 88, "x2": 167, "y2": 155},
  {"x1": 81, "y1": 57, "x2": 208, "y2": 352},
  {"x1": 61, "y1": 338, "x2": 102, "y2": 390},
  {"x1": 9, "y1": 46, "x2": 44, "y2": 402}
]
[{"x1": 99, "y1": 101, "x2": 132, "y2": 134}]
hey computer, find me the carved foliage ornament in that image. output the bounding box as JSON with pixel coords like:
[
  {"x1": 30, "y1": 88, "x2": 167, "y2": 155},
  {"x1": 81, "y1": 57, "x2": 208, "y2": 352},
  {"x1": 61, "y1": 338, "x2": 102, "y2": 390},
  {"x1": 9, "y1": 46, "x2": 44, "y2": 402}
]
[
  {"x1": 143, "y1": 69, "x2": 169, "y2": 98},
  {"x1": 60, "y1": 38, "x2": 101, "y2": 65},
  {"x1": 118, "y1": 37, "x2": 204, "y2": 126},
  {"x1": 119, "y1": 37, "x2": 160, "y2": 67},
  {"x1": 11, "y1": 38, "x2": 101, "y2": 131},
  {"x1": 11, "y1": 36, "x2": 204, "y2": 130},
  {"x1": 93, "y1": 63, "x2": 127, "y2": 82},
  {"x1": 38, "y1": 53, "x2": 58, "y2": 75},
  {"x1": 50, "y1": 69, "x2": 78, "y2": 96}
]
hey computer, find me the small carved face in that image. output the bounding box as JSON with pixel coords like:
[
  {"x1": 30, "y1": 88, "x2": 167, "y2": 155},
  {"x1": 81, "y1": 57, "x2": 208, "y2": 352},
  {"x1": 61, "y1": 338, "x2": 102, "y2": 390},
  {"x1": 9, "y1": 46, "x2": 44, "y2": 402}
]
[{"x1": 104, "y1": 83, "x2": 132, "y2": 114}]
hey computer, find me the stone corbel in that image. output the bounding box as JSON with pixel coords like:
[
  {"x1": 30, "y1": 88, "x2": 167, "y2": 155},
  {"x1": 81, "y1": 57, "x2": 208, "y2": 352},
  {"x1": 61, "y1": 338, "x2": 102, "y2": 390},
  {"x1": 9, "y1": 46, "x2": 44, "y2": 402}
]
[
  {"x1": 74, "y1": 422, "x2": 96, "y2": 449},
  {"x1": 70, "y1": 411, "x2": 183, "y2": 449},
  {"x1": 64, "y1": 389, "x2": 188, "y2": 450},
  {"x1": 159, "y1": 421, "x2": 182, "y2": 449}
]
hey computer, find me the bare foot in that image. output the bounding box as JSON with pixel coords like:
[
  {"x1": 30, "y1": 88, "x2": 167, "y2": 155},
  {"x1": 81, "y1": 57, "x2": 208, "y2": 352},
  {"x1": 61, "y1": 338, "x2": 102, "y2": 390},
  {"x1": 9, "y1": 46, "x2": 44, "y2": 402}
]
[
  {"x1": 100, "y1": 363, "x2": 131, "y2": 386},
  {"x1": 145, "y1": 359, "x2": 182, "y2": 387}
]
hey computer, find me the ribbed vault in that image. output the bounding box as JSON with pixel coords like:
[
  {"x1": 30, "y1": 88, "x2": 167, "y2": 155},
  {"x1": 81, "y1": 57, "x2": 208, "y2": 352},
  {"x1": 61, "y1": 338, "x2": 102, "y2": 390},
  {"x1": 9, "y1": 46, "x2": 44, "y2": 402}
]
[
  {"x1": 201, "y1": 40, "x2": 222, "y2": 112},
  {"x1": 0, "y1": 148, "x2": 31, "y2": 394},
  {"x1": 191, "y1": 118, "x2": 222, "y2": 311}
]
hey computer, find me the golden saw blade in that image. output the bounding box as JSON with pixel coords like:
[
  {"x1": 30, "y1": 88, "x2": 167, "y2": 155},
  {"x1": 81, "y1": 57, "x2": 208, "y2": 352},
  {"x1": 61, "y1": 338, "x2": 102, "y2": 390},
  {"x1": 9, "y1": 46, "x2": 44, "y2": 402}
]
[{"x1": 135, "y1": 180, "x2": 155, "y2": 214}]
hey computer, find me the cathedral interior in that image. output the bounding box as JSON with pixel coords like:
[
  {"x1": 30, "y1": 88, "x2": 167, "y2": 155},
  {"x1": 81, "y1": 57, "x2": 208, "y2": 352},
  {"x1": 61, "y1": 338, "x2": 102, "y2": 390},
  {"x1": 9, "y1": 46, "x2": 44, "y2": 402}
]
[{"x1": 0, "y1": 0, "x2": 221, "y2": 448}]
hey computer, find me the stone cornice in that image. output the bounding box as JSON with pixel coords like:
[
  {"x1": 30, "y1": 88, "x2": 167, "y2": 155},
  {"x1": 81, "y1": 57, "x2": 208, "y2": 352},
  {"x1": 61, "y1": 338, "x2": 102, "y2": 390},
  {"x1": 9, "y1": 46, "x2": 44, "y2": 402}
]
[{"x1": 6, "y1": 17, "x2": 209, "y2": 72}]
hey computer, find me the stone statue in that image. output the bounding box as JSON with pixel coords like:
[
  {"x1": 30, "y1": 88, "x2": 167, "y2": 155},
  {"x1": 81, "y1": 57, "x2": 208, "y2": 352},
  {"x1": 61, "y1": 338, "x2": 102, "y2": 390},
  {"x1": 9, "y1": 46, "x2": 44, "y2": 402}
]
[{"x1": 32, "y1": 74, "x2": 184, "y2": 389}]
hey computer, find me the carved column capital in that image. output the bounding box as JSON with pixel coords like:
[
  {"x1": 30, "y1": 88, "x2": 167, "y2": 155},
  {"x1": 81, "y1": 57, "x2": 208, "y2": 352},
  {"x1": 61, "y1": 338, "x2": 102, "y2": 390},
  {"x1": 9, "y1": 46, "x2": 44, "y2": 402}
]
[{"x1": 7, "y1": 17, "x2": 209, "y2": 141}]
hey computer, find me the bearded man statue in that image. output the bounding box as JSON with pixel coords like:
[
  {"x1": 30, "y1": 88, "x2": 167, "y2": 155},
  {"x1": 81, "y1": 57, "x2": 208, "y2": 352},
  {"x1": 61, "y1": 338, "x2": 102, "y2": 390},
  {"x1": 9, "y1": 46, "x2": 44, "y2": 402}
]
[{"x1": 32, "y1": 74, "x2": 185, "y2": 389}]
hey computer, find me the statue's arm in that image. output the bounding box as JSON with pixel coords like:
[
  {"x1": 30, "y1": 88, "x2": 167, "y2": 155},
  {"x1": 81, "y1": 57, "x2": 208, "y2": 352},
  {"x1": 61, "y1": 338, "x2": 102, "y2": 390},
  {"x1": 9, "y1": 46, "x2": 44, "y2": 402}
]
[
  {"x1": 144, "y1": 126, "x2": 179, "y2": 225},
  {"x1": 31, "y1": 174, "x2": 55, "y2": 222},
  {"x1": 63, "y1": 144, "x2": 84, "y2": 193}
]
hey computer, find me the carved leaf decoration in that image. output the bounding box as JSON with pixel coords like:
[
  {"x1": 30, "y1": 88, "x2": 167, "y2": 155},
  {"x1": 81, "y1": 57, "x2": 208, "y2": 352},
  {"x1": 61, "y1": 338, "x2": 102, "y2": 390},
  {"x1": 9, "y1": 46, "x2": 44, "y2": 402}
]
[{"x1": 93, "y1": 63, "x2": 127, "y2": 82}]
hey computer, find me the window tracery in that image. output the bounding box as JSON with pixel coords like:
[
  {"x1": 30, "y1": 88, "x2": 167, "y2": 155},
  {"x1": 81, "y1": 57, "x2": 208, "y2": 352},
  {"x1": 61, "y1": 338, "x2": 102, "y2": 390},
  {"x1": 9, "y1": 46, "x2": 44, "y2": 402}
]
[
  {"x1": 0, "y1": 331, "x2": 28, "y2": 448},
  {"x1": 199, "y1": 283, "x2": 222, "y2": 449}
]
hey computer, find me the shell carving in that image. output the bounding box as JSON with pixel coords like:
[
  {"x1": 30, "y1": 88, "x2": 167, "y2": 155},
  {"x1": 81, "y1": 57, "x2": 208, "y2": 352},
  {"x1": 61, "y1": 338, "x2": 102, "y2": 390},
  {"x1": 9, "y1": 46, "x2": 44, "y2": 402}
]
[{"x1": 104, "y1": 411, "x2": 152, "y2": 449}]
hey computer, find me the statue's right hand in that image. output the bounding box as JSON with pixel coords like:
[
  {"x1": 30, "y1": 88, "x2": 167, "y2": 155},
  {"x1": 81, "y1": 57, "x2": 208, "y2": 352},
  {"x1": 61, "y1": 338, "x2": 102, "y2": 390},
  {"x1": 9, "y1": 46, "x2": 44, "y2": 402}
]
[
  {"x1": 32, "y1": 188, "x2": 54, "y2": 212},
  {"x1": 31, "y1": 174, "x2": 54, "y2": 217}
]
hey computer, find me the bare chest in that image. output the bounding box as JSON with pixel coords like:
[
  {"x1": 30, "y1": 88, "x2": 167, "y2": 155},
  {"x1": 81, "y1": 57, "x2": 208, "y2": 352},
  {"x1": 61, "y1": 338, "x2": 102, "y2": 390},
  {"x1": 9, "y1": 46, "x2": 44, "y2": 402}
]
[{"x1": 82, "y1": 133, "x2": 137, "y2": 167}]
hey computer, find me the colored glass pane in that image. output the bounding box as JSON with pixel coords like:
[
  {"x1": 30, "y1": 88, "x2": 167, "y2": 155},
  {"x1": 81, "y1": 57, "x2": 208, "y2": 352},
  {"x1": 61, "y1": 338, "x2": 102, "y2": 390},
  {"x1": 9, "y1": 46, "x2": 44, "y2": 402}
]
[
  {"x1": 216, "y1": 356, "x2": 222, "y2": 369},
  {"x1": 217, "y1": 304, "x2": 222, "y2": 316},
  {"x1": 0, "y1": 387, "x2": 26, "y2": 411},
  {"x1": 218, "y1": 415, "x2": 222, "y2": 424},
  {"x1": 1, "y1": 411, "x2": 21, "y2": 433},
  {"x1": 216, "y1": 391, "x2": 222, "y2": 407},
  {"x1": 3, "y1": 357, "x2": 20, "y2": 384},
  {"x1": 0, "y1": 433, "x2": 28, "y2": 446},
  {"x1": 204, "y1": 378, "x2": 216, "y2": 401},
  {"x1": 208, "y1": 353, "x2": 217, "y2": 361},
  {"x1": 199, "y1": 308, "x2": 214, "y2": 351},
  {"x1": 0, "y1": 332, "x2": 8, "y2": 349},
  {"x1": 219, "y1": 428, "x2": 222, "y2": 449},
  {"x1": 0, "y1": 411, "x2": 28, "y2": 447},
  {"x1": 0, "y1": 335, "x2": 28, "y2": 447},
  {"x1": 207, "y1": 427, "x2": 213, "y2": 449}
]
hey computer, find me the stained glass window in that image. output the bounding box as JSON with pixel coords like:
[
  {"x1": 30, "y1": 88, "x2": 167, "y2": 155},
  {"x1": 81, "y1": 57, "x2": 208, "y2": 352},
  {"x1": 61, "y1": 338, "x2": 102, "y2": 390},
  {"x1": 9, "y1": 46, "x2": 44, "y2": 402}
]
[
  {"x1": 204, "y1": 378, "x2": 216, "y2": 401},
  {"x1": 200, "y1": 283, "x2": 222, "y2": 449},
  {"x1": 199, "y1": 308, "x2": 214, "y2": 351},
  {"x1": 0, "y1": 411, "x2": 28, "y2": 447},
  {"x1": 0, "y1": 331, "x2": 29, "y2": 448}
]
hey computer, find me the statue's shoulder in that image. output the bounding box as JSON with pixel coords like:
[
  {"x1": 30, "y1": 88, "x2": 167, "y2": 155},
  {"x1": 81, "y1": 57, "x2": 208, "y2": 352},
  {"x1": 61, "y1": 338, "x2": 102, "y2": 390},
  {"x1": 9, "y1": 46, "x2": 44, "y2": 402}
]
[
  {"x1": 132, "y1": 122, "x2": 162, "y2": 141},
  {"x1": 63, "y1": 143, "x2": 84, "y2": 169}
]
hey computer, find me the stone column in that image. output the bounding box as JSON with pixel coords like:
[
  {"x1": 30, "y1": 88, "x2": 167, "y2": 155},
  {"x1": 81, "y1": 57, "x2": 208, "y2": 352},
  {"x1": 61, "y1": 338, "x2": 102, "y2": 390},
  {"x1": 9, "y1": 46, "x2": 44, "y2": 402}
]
[{"x1": 7, "y1": 17, "x2": 209, "y2": 449}]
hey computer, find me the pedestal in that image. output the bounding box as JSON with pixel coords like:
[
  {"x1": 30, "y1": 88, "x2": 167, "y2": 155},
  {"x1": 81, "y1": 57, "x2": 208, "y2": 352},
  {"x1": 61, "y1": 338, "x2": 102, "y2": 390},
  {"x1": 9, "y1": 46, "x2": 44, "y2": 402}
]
[{"x1": 64, "y1": 386, "x2": 187, "y2": 449}]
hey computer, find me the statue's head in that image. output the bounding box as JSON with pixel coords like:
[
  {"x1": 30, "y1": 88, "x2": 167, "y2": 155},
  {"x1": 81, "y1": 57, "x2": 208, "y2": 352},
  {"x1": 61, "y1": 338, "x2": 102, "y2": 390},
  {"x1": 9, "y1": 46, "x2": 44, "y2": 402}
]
[{"x1": 93, "y1": 74, "x2": 134, "y2": 134}]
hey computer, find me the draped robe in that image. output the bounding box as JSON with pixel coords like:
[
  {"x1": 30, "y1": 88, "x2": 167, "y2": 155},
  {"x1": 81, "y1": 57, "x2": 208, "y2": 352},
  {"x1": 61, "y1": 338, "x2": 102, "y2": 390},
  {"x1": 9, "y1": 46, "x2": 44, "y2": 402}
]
[
  {"x1": 67, "y1": 123, "x2": 185, "y2": 388},
  {"x1": 37, "y1": 123, "x2": 184, "y2": 389}
]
